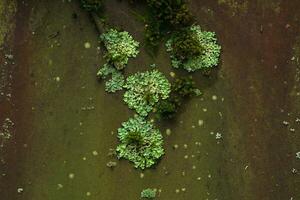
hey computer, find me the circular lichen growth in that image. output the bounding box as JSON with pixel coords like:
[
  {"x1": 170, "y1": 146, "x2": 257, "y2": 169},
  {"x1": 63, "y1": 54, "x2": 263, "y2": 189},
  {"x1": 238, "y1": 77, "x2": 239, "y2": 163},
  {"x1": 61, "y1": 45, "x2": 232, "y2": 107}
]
[
  {"x1": 123, "y1": 70, "x2": 171, "y2": 116},
  {"x1": 100, "y1": 29, "x2": 139, "y2": 70},
  {"x1": 166, "y1": 25, "x2": 221, "y2": 72},
  {"x1": 116, "y1": 115, "x2": 164, "y2": 169}
]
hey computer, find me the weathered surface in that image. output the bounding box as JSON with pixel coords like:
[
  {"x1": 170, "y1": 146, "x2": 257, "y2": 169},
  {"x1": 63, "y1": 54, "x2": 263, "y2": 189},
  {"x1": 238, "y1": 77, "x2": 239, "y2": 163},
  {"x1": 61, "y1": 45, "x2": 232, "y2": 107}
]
[{"x1": 0, "y1": 0, "x2": 299, "y2": 200}]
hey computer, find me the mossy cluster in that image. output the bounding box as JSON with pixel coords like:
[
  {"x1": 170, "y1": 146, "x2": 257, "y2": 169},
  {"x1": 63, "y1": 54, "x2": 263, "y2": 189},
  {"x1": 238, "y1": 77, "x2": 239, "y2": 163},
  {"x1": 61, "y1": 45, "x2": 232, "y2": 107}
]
[
  {"x1": 97, "y1": 29, "x2": 139, "y2": 93},
  {"x1": 116, "y1": 116, "x2": 164, "y2": 169},
  {"x1": 166, "y1": 25, "x2": 221, "y2": 72},
  {"x1": 96, "y1": 30, "x2": 169, "y2": 169},
  {"x1": 97, "y1": 67, "x2": 169, "y2": 168},
  {"x1": 100, "y1": 29, "x2": 139, "y2": 70},
  {"x1": 123, "y1": 70, "x2": 171, "y2": 116},
  {"x1": 155, "y1": 76, "x2": 201, "y2": 119},
  {"x1": 97, "y1": 63, "x2": 125, "y2": 93},
  {"x1": 169, "y1": 28, "x2": 204, "y2": 63},
  {"x1": 146, "y1": 0, "x2": 192, "y2": 28},
  {"x1": 141, "y1": 188, "x2": 157, "y2": 199},
  {"x1": 130, "y1": 0, "x2": 193, "y2": 48},
  {"x1": 79, "y1": 0, "x2": 221, "y2": 171},
  {"x1": 172, "y1": 76, "x2": 202, "y2": 97}
]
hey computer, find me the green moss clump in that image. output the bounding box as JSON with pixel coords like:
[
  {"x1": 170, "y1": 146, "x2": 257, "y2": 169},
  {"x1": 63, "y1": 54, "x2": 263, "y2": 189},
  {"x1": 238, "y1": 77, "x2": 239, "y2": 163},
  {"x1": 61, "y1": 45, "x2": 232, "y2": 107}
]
[
  {"x1": 146, "y1": 0, "x2": 192, "y2": 28},
  {"x1": 155, "y1": 76, "x2": 201, "y2": 119},
  {"x1": 170, "y1": 29, "x2": 204, "y2": 63},
  {"x1": 123, "y1": 70, "x2": 171, "y2": 116},
  {"x1": 154, "y1": 100, "x2": 177, "y2": 119},
  {"x1": 166, "y1": 25, "x2": 221, "y2": 72},
  {"x1": 97, "y1": 63, "x2": 125, "y2": 93},
  {"x1": 97, "y1": 29, "x2": 139, "y2": 92},
  {"x1": 172, "y1": 76, "x2": 202, "y2": 97},
  {"x1": 105, "y1": 71, "x2": 125, "y2": 93},
  {"x1": 141, "y1": 188, "x2": 156, "y2": 199},
  {"x1": 100, "y1": 29, "x2": 139, "y2": 70},
  {"x1": 129, "y1": 0, "x2": 193, "y2": 49},
  {"x1": 146, "y1": 0, "x2": 192, "y2": 48},
  {"x1": 97, "y1": 63, "x2": 115, "y2": 79},
  {"x1": 116, "y1": 116, "x2": 164, "y2": 169}
]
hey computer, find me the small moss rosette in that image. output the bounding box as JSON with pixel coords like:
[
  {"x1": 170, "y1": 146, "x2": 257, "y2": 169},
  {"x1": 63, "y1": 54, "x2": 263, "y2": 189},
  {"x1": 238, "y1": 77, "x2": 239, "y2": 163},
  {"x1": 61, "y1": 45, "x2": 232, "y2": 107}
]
[
  {"x1": 97, "y1": 63, "x2": 125, "y2": 93},
  {"x1": 123, "y1": 70, "x2": 171, "y2": 116},
  {"x1": 116, "y1": 116, "x2": 164, "y2": 169},
  {"x1": 166, "y1": 25, "x2": 221, "y2": 72},
  {"x1": 141, "y1": 188, "x2": 156, "y2": 199},
  {"x1": 100, "y1": 29, "x2": 139, "y2": 70}
]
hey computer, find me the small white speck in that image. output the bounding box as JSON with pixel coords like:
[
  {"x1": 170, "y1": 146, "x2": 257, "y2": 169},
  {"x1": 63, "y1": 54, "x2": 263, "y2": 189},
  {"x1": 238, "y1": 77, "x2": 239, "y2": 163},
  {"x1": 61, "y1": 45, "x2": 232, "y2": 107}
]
[
  {"x1": 216, "y1": 132, "x2": 222, "y2": 140},
  {"x1": 54, "y1": 76, "x2": 60, "y2": 82},
  {"x1": 198, "y1": 120, "x2": 204, "y2": 126},
  {"x1": 283, "y1": 121, "x2": 289, "y2": 126},
  {"x1": 17, "y1": 188, "x2": 23, "y2": 193},
  {"x1": 219, "y1": 112, "x2": 223, "y2": 118},
  {"x1": 140, "y1": 173, "x2": 144, "y2": 178},
  {"x1": 165, "y1": 129, "x2": 171, "y2": 136},
  {"x1": 92, "y1": 151, "x2": 98, "y2": 156},
  {"x1": 68, "y1": 173, "x2": 75, "y2": 179},
  {"x1": 290, "y1": 128, "x2": 295, "y2": 132},
  {"x1": 170, "y1": 71, "x2": 176, "y2": 77},
  {"x1": 296, "y1": 152, "x2": 300, "y2": 159},
  {"x1": 291, "y1": 168, "x2": 297, "y2": 174},
  {"x1": 57, "y1": 184, "x2": 63, "y2": 189},
  {"x1": 84, "y1": 42, "x2": 91, "y2": 49}
]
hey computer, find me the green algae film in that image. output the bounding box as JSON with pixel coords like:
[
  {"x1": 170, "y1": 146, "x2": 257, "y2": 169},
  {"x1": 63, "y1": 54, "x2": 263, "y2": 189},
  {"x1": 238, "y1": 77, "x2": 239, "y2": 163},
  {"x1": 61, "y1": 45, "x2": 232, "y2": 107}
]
[{"x1": 0, "y1": 0, "x2": 299, "y2": 200}]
